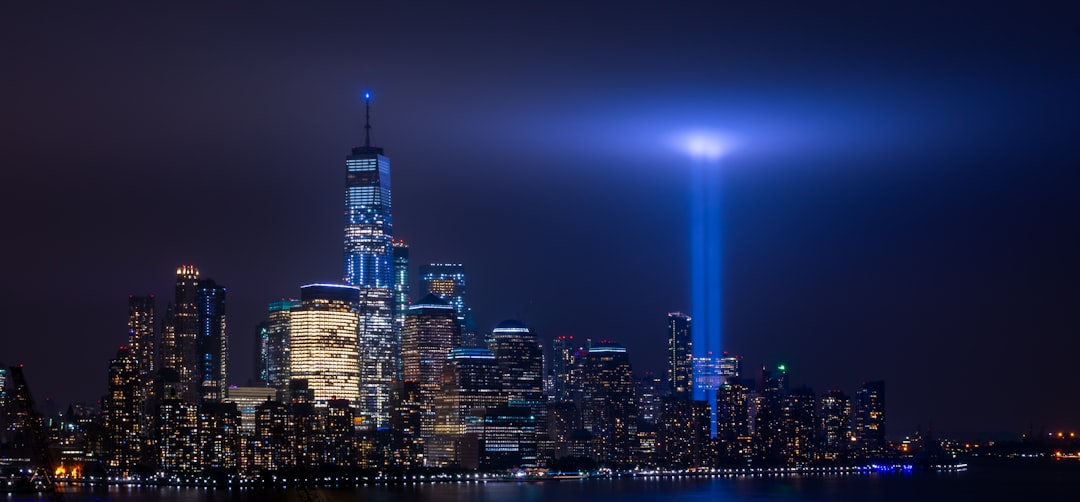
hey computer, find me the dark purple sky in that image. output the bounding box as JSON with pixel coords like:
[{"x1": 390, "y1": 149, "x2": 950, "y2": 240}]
[{"x1": 3, "y1": 1, "x2": 1078, "y2": 438}]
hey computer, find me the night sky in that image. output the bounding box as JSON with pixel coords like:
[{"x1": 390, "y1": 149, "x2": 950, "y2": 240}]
[{"x1": 3, "y1": 1, "x2": 1078, "y2": 439}]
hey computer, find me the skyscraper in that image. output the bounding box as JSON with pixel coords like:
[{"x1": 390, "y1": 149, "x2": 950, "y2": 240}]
[
  {"x1": 401, "y1": 294, "x2": 459, "y2": 446},
  {"x1": 256, "y1": 299, "x2": 300, "y2": 393},
  {"x1": 126, "y1": 295, "x2": 156, "y2": 399},
  {"x1": 855, "y1": 380, "x2": 886, "y2": 457},
  {"x1": 432, "y1": 347, "x2": 503, "y2": 466},
  {"x1": 344, "y1": 93, "x2": 393, "y2": 290},
  {"x1": 343, "y1": 92, "x2": 397, "y2": 427},
  {"x1": 550, "y1": 335, "x2": 577, "y2": 403},
  {"x1": 419, "y1": 264, "x2": 467, "y2": 318},
  {"x1": 392, "y1": 240, "x2": 410, "y2": 377},
  {"x1": 288, "y1": 284, "x2": 362, "y2": 406},
  {"x1": 820, "y1": 389, "x2": 852, "y2": 461},
  {"x1": 160, "y1": 265, "x2": 200, "y2": 403},
  {"x1": 357, "y1": 287, "x2": 395, "y2": 427},
  {"x1": 196, "y1": 278, "x2": 227, "y2": 403},
  {"x1": 419, "y1": 263, "x2": 479, "y2": 345},
  {"x1": 581, "y1": 343, "x2": 637, "y2": 466},
  {"x1": 102, "y1": 347, "x2": 142, "y2": 477},
  {"x1": 667, "y1": 312, "x2": 693, "y2": 397},
  {"x1": 489, "y1": 320, "x2": 546, "y2": 466}
]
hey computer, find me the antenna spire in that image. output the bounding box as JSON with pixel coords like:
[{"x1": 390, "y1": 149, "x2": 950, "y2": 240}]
[{"x1": 363, "y1": 91, "x2": 372, "y2": 148}]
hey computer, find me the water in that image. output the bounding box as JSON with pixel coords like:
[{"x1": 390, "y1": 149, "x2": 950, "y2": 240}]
[{"x1": 8, "y1": 462, "x2": 1079, "y2": 502}]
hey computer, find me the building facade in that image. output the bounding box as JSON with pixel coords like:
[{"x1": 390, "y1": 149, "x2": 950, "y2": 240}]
[
  {"x1": 288, "y1": 284, "x2": 362, "y2": 405},
  {"x1": 196, "y1": 279, "x2": 228, "y2": 403}
]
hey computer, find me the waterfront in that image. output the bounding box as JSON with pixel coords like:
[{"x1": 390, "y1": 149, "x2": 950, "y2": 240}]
[{"x1": 10, "y1": 462, "x2": 1078, "y2": 502}]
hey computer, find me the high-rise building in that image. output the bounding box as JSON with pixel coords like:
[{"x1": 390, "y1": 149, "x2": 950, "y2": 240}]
[
  {"x1": 819, "y1": 389, "x2": 851, "y2": 461},
  {"x1": 288, "y1": 284, "x2": 362, "y2": 406},
  {"x1": 255, "y1": 299, "x2": 300, "y2": 393},
  {"x1": 581, "y1": 343, "x2": 637, "y2": 466},
  {"x1": 160, "y1": 265, "x2": 200, "y2": 403},
  {"x1": 126, "y1": 295, "x2": 156, "y2": 398},
  {"x1": 224, "y1": 386, "x2": 278, "y2": 435},
  {"x1": 784, "y1": 385, "x2": 817, "y2": 465},
  {"x1": 489, "y1": 320, "x2": 546, "y2": 466},
  {"x1": 344, "y1": 93, "x2": 393, "y2": 290},
  {"x1": 432, "y1": 347, "x2": 503, "y2": 466},
  {"x1": 754, "y1": 364, "x2": 788, "y2": 465},
  {"x1": 198, "y1": 401, "x2": 241, "y2": 471},
  {"x1": 158, "y1": 397, "x2": 199, "y2": 474},
  {"x1": 389, "y1": 380, "x2": 423, "y2": 468},
  {"x1": 419, "y1": 263, "x2": 472, "y2": 344},
  {"x1": 196, "y1": 279, "x2": 228, "y2": 403},
  {"x1": 667, "y1": 312, "x2": 693, "y2": 397},
  {"x1": 102, "y1": 347, "x2": 142, "y2": 477},
  {"x1": 717, "y1": 378, "x2": 753, "y2": 463},
  {"x1": 253, "y1": 399, "x2": 292, "y2": 472},
  {"x1": 855, "y1": 380, "x2": 886, "y2": 457},
  {"x1": 392, "y1": 240, "x2": 410, "y2": 328},
  {"x1": 357, "y1": 287, "x2": 395, "y2": 428},
  {"x1": 636, "y1": 372, "x2": 663, "y2": 426},
  {"x1": 392, "y1": 240, "x2": 410, "y2": 377},
  {"x1": 401, "y1": 294, "x2": 459, "y2": 445},
  {"x1": 550, "y1": 335, "x2": 577, "y2": 403},
  {"x1": 418, "y1": 264, "x2": 467, "y2": 318},
  {"x1": 342, "y1": 95, "x2": 397, "y2": 427},
  {"x1": 656, "y1": 396, "x2": 711, "y2": 469}
]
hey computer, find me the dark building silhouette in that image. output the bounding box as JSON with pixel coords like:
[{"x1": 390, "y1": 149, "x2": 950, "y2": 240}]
[{"x1": 196, "y1": 279, "x2": 228, "y2": 403}]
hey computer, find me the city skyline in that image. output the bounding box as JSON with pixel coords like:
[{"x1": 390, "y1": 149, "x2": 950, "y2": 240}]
[{"x1": 3, "y1": 1, "x2": 1079, "y2": 440}]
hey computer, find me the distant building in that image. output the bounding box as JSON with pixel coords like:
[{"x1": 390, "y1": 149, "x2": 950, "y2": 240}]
[
  {"x1": 198, "y1": 401, "x2": 241, "y2": 470},
  {"x1": 489, "y1": 320, "x2": 546, "y2": 466},
  {"x1": 158, "y1": 398, "x2": 199, "y2": 473},
  {"x1": 819, "y1": 389, "x2": 852, "y2": 461},
  {"x1": 717, "y1": 378, "x2": 754, "y2": 463},
  {"x1": 255, "y1": 299, "x2": 300, "y2": 393},
  {"x1": 401, "y1": 294, "x2": 459, "y2": 446},
  {"x1": 656, "y1": 396, "x2": 711, "y2": 469},
  {"x1": 392, "y1": 240, "x2": 410, "y2": 376},
  {"x1": 419, "y1": 263, "x2": 475, "y2": 344},
  {"x1": 667, "y1": 312, "x2": 693, "y2": 397},
  {"x1": 432, "y1": 347, "x2": 503, "y2": 466},
  {"x1": 196, "y1": 278, "x2": 228, "y2": 403},
  {"x1": 252, "y1": 399, "x2": 292, "y2": 472},
  {"x1": 460, "y1": 406, "x2": 537, "y2": 471},
  {"x1": 550, "y1": 335, "x2": 577, "y2": 403},
  {"x1": 581, "y1": 343, "x2": 637, "y2": 466},
  {"x1": 160, "y1": 265, "x2": 200, "y2": 403},
  {"x1": 225, "y1": 386, "x2": 278, "y2": 435},
  {"x1": 754, "y1": 364, "x2": 788, "y2": 465},
  {"x1": 288, "y1": 284, "x2": 362, "y2": 405},
  {"x1": 636, "y1": 372, "x2": 663, "y2": 426},
  {"x1": 855, "y1": 380, "x2": 886, "y2": 457},
  {"x1": 102, "y1": 347, "x2": 142, "y2": 477},
  {"x1": 127, "y1": 295, "x2": 156, "y2": 401},
  {"x1": 357, "y1": 287, "x2": 395, "y2": 427},
  {"x1": 784, "y1": 385, "x2": 817, "y2": 465}
]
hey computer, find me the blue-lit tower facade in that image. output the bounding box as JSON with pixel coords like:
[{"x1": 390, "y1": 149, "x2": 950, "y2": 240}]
[
  {"x1": 344, "y1": 92, "x2": 396, "y2": 427},
  {"x1": 344, "y1": 93, "x2": 393, "y2": 290}
]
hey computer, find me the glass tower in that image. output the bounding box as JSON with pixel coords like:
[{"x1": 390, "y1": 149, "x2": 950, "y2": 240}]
[
  {"x1": 667, "y1": 312, "x2": 693, "y2": 397},
  {"x1": 343, "y1": 93, "x2": 396, "y2": 427},
  {"x1": 196, "y1": 278, "x2": 228, "y2": 403},
  {"x1": 344, "y1": 94, "x2": 393, "y2": 289}
]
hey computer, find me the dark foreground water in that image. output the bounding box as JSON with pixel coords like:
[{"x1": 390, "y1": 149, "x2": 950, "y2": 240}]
[{"x1": 8, "y1": 462, "x2": 1079, "y2": 502}]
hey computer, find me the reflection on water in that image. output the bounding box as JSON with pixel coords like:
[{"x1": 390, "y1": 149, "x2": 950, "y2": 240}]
[{"x1": 10, "y1": 462, "x2": 1080, "y2": 502}]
